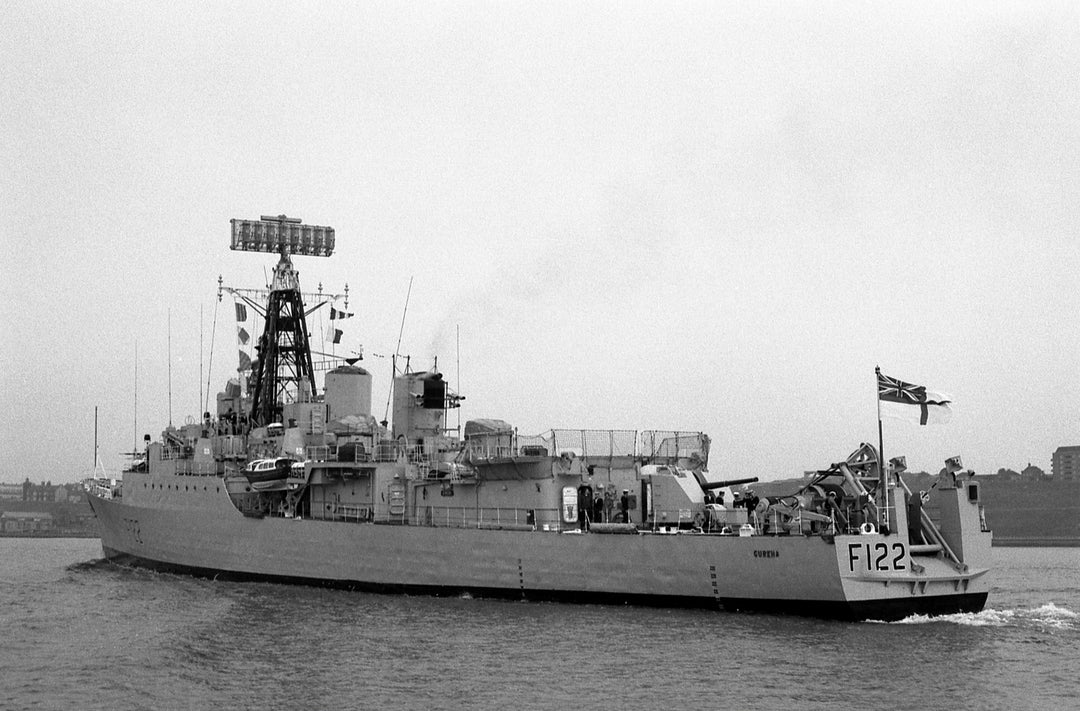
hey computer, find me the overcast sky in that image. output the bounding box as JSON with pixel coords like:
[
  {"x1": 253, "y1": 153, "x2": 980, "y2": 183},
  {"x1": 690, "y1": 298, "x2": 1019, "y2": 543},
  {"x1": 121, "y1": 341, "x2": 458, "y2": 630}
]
[{"x1": 3, "y1": 2, "x2": 1079, "y2": 484}]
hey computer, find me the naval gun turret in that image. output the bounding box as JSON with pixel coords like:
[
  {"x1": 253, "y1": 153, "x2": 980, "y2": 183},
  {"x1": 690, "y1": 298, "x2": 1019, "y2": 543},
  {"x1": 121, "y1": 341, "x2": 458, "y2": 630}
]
[
  {"x1": 642, "y1": 465, "x2": 761, "y2": 531},
  {"x1": 699, "y1": 477, "x2": 761, "y2": 491}
]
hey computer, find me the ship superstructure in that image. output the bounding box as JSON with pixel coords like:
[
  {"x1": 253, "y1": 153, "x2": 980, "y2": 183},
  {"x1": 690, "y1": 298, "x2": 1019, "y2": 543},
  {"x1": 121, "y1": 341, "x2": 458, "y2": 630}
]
[{"x1": 86, "y1": 216, "x2": 992, "y2": 621}]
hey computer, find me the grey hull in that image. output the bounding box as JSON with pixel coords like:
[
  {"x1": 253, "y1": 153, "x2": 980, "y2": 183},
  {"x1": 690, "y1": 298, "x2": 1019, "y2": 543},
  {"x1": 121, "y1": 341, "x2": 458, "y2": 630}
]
[{"x1": 88, "y1": 473, "x2": 990, "y2": 622}]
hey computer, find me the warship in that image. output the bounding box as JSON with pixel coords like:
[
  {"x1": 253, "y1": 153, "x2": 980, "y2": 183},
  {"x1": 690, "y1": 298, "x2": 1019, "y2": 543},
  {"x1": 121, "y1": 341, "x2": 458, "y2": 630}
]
[{"x1": 86, "y1": 215, "x2": 992, "y2": 621}]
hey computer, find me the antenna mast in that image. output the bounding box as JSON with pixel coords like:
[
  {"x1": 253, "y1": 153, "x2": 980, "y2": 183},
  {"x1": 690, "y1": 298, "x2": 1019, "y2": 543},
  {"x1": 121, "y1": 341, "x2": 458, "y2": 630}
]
[
  {"x1": 204, "y1": 291, "x2": 218, "y2": 415},
  {"x1": 394, "y1": 277, "x2": 414, "y2": 363},
  {"x1": 226, "y1": 215, "x2": 336, "y2": 428},
  {"x1": 456, "y1": 324, "x2": 461, "y2": 439},
  {"x1": 168, "y1": 309, "x2": 173, "y2": 426},
  {"x1": 383, "y1": 277, "x2": 414, "y2": 425},
  {"x1": 134, "y1": 340, "x2": 138, "y2": 454}
]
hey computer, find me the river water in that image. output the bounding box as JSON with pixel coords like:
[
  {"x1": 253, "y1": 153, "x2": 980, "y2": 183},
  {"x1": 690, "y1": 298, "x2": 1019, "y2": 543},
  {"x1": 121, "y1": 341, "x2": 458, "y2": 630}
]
[{"x1": 1, "y1": 539, "x2": 1077, "y2": 710}]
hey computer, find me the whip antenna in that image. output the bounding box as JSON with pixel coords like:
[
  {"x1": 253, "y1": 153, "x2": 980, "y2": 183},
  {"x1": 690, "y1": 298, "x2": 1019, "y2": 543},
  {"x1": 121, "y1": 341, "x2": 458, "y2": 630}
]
[
  {"x1": 168, "y1": 309, "x2": 172, "y2": 426},
  {"x1": 456, "y1": 324, "x2": 461, "y2": 439},
  {"x1": 383, "y1": 276, "x2": 414, "y2": 425},
  {"x1": 134, "y1": 340, "x2": 138, "y2": 454}
]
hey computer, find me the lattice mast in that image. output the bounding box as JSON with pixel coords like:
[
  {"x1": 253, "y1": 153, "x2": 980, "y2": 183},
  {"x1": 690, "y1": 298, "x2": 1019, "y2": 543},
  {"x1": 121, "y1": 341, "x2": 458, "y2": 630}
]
[{"x1": 229, "y1": 215, "x2": 335, "y2": 427}]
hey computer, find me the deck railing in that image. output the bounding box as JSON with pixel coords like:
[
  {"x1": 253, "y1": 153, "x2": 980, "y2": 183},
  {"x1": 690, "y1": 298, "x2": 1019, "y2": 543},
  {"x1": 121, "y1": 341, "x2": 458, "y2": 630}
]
[
  {"x1": 308, "y1": 441, "x2": 435, "y2": 468},
  {"x1": 316, "y1": 504, "x2": 567, "y2": 530},
  {"x1": 414, "y1": 506, "x2": 564, "y2": 530},
  {"x1": 464, "y1": 429, "x2": 709, "y2": 466}
]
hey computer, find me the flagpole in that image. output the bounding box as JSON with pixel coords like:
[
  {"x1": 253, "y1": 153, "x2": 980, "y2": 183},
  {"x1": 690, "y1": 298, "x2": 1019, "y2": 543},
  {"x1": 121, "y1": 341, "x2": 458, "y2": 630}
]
[{"x1": 875, "y1": 365, "x2": 887, "y2": 530}]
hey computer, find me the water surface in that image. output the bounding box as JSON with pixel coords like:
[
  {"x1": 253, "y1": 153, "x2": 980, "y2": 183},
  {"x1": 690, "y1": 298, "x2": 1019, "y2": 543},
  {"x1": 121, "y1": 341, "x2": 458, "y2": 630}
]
[{"x1": 1, "y1": 540, "x2": 1076, "y2": 710}]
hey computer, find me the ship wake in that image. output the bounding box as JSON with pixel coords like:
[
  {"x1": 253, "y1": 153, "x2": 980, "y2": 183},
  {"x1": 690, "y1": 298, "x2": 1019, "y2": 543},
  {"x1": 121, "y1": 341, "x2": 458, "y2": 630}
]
[{"x1": 873, "y1": 602, "x2": 1077, "y2": 629}]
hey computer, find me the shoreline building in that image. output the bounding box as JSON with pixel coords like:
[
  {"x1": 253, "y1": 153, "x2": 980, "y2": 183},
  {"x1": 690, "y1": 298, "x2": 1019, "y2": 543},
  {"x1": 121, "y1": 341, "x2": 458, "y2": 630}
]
[
  {"x1": 0, "y1": 511, "x2": 54, "y2": 533},
  {"x1": 1052, "y1": 446, "x2": 1080, "y2": 482}
]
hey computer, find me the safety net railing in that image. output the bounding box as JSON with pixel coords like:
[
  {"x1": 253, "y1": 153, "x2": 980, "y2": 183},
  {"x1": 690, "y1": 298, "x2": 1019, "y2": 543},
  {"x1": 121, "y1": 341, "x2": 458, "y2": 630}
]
[{"x1": 465, "y1": 428, "x2": 708, "y2": 465}]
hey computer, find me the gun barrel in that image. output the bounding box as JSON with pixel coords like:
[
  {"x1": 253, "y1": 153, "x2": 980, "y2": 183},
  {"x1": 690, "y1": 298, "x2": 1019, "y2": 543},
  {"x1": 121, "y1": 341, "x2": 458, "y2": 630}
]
[{"x1": 700, "y1": 477, "x2": 759, "y2": 490}]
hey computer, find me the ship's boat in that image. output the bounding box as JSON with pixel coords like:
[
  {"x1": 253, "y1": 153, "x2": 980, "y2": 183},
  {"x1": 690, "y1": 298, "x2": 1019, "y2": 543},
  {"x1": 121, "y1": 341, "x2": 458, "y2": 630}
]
[
  {"x1": 242, "y1": 457, "x2": 295, "y2": 490},
  {"x1": 85, "y1": 215, "x2": 993, "y2": 621}
]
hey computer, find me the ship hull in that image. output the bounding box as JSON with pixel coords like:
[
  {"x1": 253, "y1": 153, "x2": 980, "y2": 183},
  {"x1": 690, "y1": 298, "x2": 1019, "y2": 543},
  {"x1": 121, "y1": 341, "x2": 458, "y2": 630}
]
[
  {"x1": 97, "y1": 544, "x2": 987, "y2": 620},
  {"x1": 88, "y1": 480, "x2": 989, "y2": 622}
]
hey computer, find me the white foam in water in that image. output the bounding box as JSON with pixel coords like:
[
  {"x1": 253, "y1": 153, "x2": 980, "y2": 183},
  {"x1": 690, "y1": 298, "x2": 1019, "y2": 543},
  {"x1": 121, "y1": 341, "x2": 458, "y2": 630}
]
[
  {"x1": 873, "y1": 608, "x2": 1015, "y2": 626},
  {"x1": 1027, "y1": 602, "x2": 1077, "y2": 629},
  {"x1": 1030, "y1": 602, "x2": 1076, "y2": 618},
  {"x1": 877, "y1": 604, "x2": 1077, "y2": 629},
  {"x1": 942, "y1": 608, "x2": 1016, "y2": 627}
]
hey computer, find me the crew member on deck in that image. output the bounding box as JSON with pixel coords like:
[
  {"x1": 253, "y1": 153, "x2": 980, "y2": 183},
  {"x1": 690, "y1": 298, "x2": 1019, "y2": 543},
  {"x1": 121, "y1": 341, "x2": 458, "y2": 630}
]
[
  {"x1": 908, "y1": 490, "x2": 926, "y2": 544},
  {"x1": 577, "y1": 481, "x2": 593, "y2": 530}
]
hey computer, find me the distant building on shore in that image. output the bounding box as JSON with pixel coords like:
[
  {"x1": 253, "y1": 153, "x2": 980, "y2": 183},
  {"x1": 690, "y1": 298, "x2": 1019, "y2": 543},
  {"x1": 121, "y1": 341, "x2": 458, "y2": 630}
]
[
  {"x1": 992, "y1": 464, "x2": 1047, "y2": 482},
  {"x1": 1052, "y1": 446, "x2": 1080, "y2": 482},
  {"x1": 0, "y1": 481, "x2": 84, "y2": 503},
  {"x1": 1021, "y1": 463, "x2": 1048, "y2": 481},
  {"x1": 1, "y1": 511, "x2": 54, "y2": 533}
]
